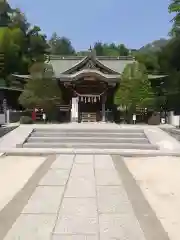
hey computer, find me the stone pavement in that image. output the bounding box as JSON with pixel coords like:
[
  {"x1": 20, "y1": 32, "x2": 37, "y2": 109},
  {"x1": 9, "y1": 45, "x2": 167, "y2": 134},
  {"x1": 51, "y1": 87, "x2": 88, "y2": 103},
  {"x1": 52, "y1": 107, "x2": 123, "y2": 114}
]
[{"x1": 1, "y1": 154, "x2": 169, "y2": 240}]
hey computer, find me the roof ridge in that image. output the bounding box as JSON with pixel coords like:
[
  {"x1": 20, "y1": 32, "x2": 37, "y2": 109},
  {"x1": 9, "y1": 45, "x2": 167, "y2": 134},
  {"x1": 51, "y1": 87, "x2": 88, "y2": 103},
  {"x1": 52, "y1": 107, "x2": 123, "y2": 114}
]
[
  {"x1": 49, "y1": 55, "x2": 134, "y2": 61},
  {"x1": 50, "y1": 55, "x2": 85, "y2": 60}
]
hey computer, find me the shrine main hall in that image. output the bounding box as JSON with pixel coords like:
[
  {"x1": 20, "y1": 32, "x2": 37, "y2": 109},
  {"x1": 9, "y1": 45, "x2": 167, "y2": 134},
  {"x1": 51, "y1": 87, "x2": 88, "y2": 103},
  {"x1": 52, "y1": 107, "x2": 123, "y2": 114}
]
[{"x1": 14, "y1": 51, "x2": 165, "y2": 123}]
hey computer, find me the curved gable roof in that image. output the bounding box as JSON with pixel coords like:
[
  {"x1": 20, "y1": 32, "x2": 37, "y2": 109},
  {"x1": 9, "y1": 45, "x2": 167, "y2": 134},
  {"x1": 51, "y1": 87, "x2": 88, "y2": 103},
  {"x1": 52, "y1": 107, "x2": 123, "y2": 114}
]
[
  {"x1": 56, "y1": 69, "x2": 120, "y2": 82},
  {"x1": 49, "y1": 55, "x2": 135, "y2": 77}
]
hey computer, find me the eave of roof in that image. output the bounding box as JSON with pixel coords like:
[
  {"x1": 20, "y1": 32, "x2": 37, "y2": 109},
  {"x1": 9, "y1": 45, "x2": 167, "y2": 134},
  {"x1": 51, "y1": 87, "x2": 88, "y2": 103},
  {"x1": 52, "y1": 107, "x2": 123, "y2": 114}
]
[
  {"x1": 11, "y1": 73, "x2": 168, "y2": 81},
  {"x1": 148, "y1": 74, "x2": 168, "y2": 79},
  {"x1": 12, "y1": 74, "x2": 30, "y2": 79},
  {"x1": 56, "y1": 69, "x2": 120, "y2": 82},
  {"x1": 0, "y1": 86, "x2": 23, "y2": 91}
]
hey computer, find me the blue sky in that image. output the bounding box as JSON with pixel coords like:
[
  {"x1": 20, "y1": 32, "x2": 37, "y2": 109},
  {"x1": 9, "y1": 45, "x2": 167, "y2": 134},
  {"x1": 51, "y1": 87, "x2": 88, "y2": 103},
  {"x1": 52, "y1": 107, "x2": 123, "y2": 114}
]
[{"x1": 9, "y1": 0, "x2": 171, "y2": 50}]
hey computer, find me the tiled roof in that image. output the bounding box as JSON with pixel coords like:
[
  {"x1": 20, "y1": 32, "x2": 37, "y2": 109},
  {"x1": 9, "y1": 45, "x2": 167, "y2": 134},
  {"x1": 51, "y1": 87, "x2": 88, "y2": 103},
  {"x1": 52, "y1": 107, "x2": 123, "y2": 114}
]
[{"x1": 49, "y1": 55, "x2": 135, "y2": 75}]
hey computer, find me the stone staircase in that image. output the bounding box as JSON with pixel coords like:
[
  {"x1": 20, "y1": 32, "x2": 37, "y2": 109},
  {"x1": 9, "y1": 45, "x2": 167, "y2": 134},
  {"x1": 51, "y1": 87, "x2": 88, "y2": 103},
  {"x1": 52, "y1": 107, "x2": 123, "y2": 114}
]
[{"x1": 23, "y1": 128, "x2": 158, "y2": 150}]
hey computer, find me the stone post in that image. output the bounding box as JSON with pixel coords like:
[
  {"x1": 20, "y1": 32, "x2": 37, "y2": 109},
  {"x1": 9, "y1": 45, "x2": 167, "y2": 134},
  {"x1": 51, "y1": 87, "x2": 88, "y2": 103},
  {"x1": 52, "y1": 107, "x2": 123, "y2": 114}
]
[
  {"x1": 71, "y1": 97, "x2": 79, "y2": 122},
  {"x1": 102, "y1": 96, "x2": 106, "y2": 122}
]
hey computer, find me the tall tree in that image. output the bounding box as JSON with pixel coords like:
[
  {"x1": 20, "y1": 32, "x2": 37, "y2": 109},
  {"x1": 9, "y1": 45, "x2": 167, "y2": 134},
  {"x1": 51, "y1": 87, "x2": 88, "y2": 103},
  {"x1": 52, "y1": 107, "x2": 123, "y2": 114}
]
[
  {"x1": 117, "y1": 44, "x2": 129, "y2": 56},
  {"x1": 27, "y1": 26, "x2": 49, "y2": 61},
  {"x1": 157, "y1": 37, "x2": 180, "y2": 110},
  {"x1": 19, "y1": 62, "x2": 61, "y2": 113},
  {"x1": 114, "y1": 62, "x2": 155, "y2": 111},
  {"x1": 49, "y1": 33, "x2": 75, "y2": 55},
  {"x1": 169, "y1": 0, "x2": 180, "y2": 36},
  {"x1": 93, "y1": 42, "x2": 129, "y2": 56},
  {"x1": 134, "y1": 51, "x2": 160, "y2": 73},
  {"x1": 0, "y1": 0, "x2": 12, "y2": 27},
  {"x1": 94, "y1": 42, "x2": 104, "y2": 56}
]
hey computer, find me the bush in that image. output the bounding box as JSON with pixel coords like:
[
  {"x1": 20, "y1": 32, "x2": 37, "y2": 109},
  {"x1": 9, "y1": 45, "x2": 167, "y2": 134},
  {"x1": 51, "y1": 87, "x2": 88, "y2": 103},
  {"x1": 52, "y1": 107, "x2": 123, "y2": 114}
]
[{"x1": 20, "y1": 116, "x2": 33, "y2": 124}]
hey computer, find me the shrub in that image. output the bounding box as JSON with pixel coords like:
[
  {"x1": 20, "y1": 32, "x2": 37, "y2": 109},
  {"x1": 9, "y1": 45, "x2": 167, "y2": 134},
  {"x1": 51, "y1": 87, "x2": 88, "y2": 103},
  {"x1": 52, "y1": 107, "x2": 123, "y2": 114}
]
[{"x1": 20, "y1": 116, "x2": 33, "y2": 124}]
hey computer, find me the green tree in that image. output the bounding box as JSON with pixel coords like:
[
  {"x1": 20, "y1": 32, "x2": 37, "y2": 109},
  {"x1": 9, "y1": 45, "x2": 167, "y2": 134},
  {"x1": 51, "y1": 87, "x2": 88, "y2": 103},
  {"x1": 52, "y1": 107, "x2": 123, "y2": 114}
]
[
  {"x1": 27, "y1": 26, "x2": 49, "y2": 61},
  {"x1": 169, "y1": 0, "x2": 180, "y2": 36},
  {"x1": 0, "y1": 0, "x2": 12, "y2": 27},
  {"x1": 93, "y1": 42, "x2": 129, "y2": 56},
  {"x1": 134, "y1": 51, "x2": 159, "y2": 73},
  {"x1": 19, "y1": 62, "x2": 61, "y2": 113},
  {"x1": 117, "y1": 44, "x2": 129, "y2": 56},
  {"x1": 157, "y1": 37, "x2": 180, "y2": 110},
  {"x1": 49, "y1": 33, "x2": 75, "y2": 55},
  {"x1": 94, "y1": 42, "x2": 104, "y2": 56},
  {"x1": 114, "y1": 62, "x2": 155, "y2": 111}
]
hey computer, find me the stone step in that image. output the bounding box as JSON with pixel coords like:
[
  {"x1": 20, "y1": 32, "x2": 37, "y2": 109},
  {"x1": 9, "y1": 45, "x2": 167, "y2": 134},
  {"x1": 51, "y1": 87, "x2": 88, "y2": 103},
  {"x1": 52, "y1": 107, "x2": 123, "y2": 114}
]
[
  {"x1": 27, "y1": 136, "x2": 149, "y2": 144},
  {"x1": 23, "y1": 142, "x2": 157, "y2": 150},
  {"x1": 33, "y1": 128, "x2": 144, "y2": 134},
  {"x1": 31, "y1": 132, "x2": 146, "y2": 138}
]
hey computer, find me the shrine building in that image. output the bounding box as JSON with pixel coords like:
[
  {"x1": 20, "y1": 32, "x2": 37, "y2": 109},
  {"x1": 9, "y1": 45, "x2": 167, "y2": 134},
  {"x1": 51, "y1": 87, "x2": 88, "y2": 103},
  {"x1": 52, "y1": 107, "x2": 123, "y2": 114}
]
[{"x1": 12, "y1": 51, "x2": 165, "y2": 123}]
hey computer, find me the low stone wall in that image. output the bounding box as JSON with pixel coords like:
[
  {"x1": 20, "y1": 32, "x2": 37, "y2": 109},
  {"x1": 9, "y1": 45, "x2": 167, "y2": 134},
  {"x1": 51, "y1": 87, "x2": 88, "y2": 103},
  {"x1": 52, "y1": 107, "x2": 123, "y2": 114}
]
[{"x1": 9, "y1": 110, "x2": 31, "y2": 123}]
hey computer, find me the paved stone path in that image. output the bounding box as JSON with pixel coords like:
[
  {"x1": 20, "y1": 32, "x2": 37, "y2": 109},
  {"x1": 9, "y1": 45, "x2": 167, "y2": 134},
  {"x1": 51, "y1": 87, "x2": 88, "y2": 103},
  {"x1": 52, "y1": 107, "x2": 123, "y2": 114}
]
[{"x1": 1, "y1": 154, "x2": 169, "y2": 240}]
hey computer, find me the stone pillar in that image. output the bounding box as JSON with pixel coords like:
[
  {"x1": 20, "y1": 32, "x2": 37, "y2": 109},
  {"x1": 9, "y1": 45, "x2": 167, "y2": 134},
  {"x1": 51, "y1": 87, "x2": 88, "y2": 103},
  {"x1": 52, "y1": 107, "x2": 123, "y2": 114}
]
[
  {"x1": 102, "y1": 96, "x2": 106, "y2": 122},
  {"x1": 71, "y1": 97, "x2": 79, "y2": 122},
  {"x1": 6, "y1": 109, "x2": 10, "y2": 124}
]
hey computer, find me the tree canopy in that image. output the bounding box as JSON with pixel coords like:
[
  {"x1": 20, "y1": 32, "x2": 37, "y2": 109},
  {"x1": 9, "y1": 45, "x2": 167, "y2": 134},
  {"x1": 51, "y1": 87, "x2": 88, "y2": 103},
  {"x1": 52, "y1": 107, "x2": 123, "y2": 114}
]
[
  {"x1": 19, "y1": 62, "x2": 61, "y2": 112},
  {"x1": 169, "y1": 0, "x2": 180, "y2": 36},
  {"x1": 114, "y1": 62, "x2": 154, "y2": 111}
]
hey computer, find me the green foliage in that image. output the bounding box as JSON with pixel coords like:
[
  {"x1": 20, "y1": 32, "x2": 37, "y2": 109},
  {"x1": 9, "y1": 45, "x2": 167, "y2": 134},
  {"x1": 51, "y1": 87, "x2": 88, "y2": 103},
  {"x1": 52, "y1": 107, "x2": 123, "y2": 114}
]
[
  {"x1": 93, "y1": 42, "x2": 129, "y2": 56},
  {"x1": 0, "y1": 0, "x2": 12, "y2": 27},
  {"x1": 19, "y1": 63, "x2": 61, "y2": 112},
  {"x1": 0, "y1": 1, "x2": 49, "y2": 89},
  {"x1": 20, "y1": 115, "x2": 33, "y2": 124},
  {"x1": 134, "y1": 52, "x2": 160, "y2": 74},
  {"x1": 114, "y1": 62, "x2": 155, "y2": 111},
  {"x1": 156, "y1": 37, "x2": 180, "y2": 110},
  {"x1": 169, "y1": 0, "x2": 180, "y2": 36},
  {"x1": 49, "y1": 33, "x2": 75, "y2": 55}
]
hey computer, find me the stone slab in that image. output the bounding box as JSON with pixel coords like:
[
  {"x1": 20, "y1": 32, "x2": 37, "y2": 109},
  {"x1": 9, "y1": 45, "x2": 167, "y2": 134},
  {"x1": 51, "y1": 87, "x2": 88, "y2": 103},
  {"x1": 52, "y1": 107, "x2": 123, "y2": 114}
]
[
  {"x1": 0, "y1": 156, "x2": 45, "y2": 211},
  {"x1": 22, "y1": 186, "x2": 64, "y2": 214},
  {"x1": 39, "y1": 169, "x2": 70, "y2": 186},
  {"x1": 94, "y1": 155, "x2": 115, "y2": 170},
  {"x1": 70, "y1": 164, "x2": 94, "y2": 179},
  {"x1": 54, "y1": 215, "x2": 98, "y2": 235},
  {"x1": 65, "y1": 177, "x2": 96, "y2": 198},
  {"x1": 99, "y1": 214, "x2": 146, "y2": 240},
  {"x1": 52, "y1": 235, "x2": 98, "y2": 240},
  {"x1": 4, "y1": 214, "x2": 56, "y2": 240},
  {"x1": 51, "y1": 154, "x2": 74, "y2": 169},
  {"x1": 4, "y1": 147, "x2": 180, "y2": 156},
  {"x1": 97, "y1": 186, "x2": 132, "y2": 213},
  {"x1": 60, "y1": 198, "x2": 97, "y2": 217},
  {"x1": 95, "y1": 169, "x2": 122, "y2": 186},
  {"x1": 74, "y1": 154, "x2": 94, "y2": 164}
]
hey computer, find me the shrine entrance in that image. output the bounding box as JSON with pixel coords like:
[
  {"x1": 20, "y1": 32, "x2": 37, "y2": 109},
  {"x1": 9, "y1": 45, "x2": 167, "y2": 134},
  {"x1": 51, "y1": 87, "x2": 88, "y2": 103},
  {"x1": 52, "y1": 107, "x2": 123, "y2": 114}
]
[
  {"x1": 72, "y1": 78, "x2": 107, "y2": 122},
  {"x1": 78, "y1": 95, "x2": 102, "y2": 122}
]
